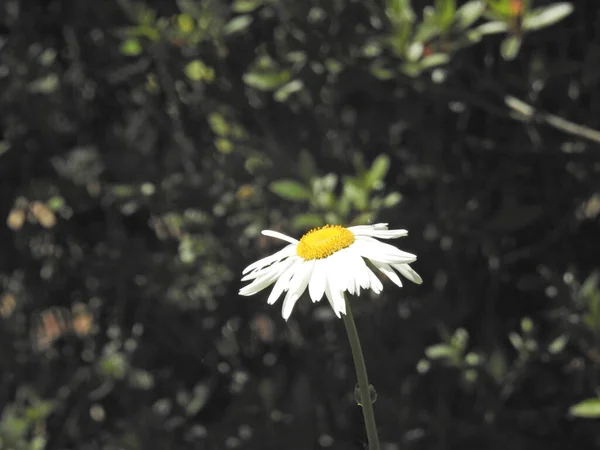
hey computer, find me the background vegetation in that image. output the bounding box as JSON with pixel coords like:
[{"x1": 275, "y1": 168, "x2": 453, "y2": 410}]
[{"x1": 1, "y1": 0, "x2": 600, "y2": 448}]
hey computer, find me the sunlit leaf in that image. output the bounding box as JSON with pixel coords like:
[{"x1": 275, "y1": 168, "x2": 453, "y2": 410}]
[
  {"x1": 524, "y1": 3, "x2": 573, "y2": 31},
  {"x1": 184, "y1": 60, "x2": 215, "y2": 82},
  {"x1": 224, "y1": 15, "x2": 253, "y2": 34},
  {"x1": 269, "y1": 180, "x2": 311, "y2": 201},
  {"x1": 569, "y1": 398, "x2": 600, "y2": 418},
  {"x1": 274, "y1": 79, "x2": 304, "y2": 102},
  {"x1": 28, "y1": 74, "x2": 59, "y2": 94},
  {"x1": 243, "y1": 71, "x2": 290, "y2": 91},
  {"x1": 120, "y1": 38, "x2": 143, "y2": 56},
  {"x1": 501, "y1": 35, "x2": 522, "y2": 60},
  {"x1": 455, "y1": 0, "x2": 485, "y2": 30},
  {"x1": 435, "y1": 0, "x2": 456, "y2": 30},
  {"x1": 425, "y1": 343, "x2": 455, "y2": 359},
  {"x1": 292, "y1": 213, "x2": 325, "y2": 230}
]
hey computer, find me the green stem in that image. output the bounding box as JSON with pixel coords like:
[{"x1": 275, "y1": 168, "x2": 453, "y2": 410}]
[{"x1": 342, "y1": 297, "x2": 380, "y2": 450}]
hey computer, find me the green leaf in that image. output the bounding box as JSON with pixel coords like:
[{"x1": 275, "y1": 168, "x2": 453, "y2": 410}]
[
  {"x1": 224, "y1": 15, "x2": 253, "y2": 34},
  {"x1": 547, "y1": 335, "x2": 568, "y2": 355},
  {"x1": 349, "y1": 212, "x2": 374, "y2": 226},
  {"x1": 28, "y1": 74, "x2": 60, "y2": 94},
  {"x1": 435, "y1": 0, "x2": 456, "y2": 30},
  {"x1": 184, "y1": 60, "x2": 215, "y2": 82},
  {"x1": 120, "y1": 38, "x2": 143, "y2": 56},
  {"x1": 455, "y1": 0, "x2": 485, "y2": 30},
  {"x1": 366, "y1": 154, "x2": 390, "y2": 189},
  {"x1": 476, "y1": 20, "x2": 509, "y2": 35},
  {"x1": 274, "y1": 79, "x2": 304, "y2": 102},
  {"x1": 569, "y1": 398, "x2": 600, "y2": 418},
  {"x1": 243, "y1": 70, "x2": 290, "y2": 91},
  {"x1": 524, "y1": 3, "x2": 573, "y2": 31},
  {"x1": 292, "y1": 213, "x2": 325, "y2": 230},
  {"x1": 425, "y1": 343, "x2": 455, "y2": 359},
  {"x1": 233, "y1": 0, "x2": 267, "y2": 13},
  {"x1": 208, "y1": 113, "x2": 230, "y2": 136},
  {"x1": 382, "y1": 192, "x2": 403, "y2": 208},
  {"x1": 177, "y1": 13, "x2": 195, "y2": 33},
  {"x1": 298, "y1": 149, "x2": 317, "y2": 182},
  {"x1": 269, "y1": 180, "x2": 311, "y2": 201},
  {"x1": 501, "y1": 35, "x2": 522, "y2": 60}
]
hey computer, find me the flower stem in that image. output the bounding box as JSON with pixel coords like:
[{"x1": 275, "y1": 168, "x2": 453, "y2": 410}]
[{"x1": 342, "y1": 297, "x2": 380, "y2": 450}]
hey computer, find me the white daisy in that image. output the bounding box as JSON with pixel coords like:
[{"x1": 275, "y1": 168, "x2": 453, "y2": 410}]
[{"x1": 239, "y1": 223, "x2": 422, "y2": 320}]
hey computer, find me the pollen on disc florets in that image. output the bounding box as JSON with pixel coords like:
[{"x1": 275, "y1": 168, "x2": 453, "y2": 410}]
[{"x1": 296, "y1": 225, "x2": 355, "y2": 260}]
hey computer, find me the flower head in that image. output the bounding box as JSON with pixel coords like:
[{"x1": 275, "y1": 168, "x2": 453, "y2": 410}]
[{"x1": 239, "y1": 223, "x2": 422, "y2": 320}]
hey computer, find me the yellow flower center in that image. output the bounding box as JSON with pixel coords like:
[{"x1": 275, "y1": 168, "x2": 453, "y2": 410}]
[{"x1": 296, "y1": 225, "x2": 355, "y2": 260}]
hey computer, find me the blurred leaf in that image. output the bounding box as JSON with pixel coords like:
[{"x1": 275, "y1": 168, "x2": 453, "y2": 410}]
[
  {"x1": 184, "y1": 60, "x2": 215, "y2": 82},
  {"x1": 24, "y1": 401, "x2": 54, "y2": 421},
  {"x1": 501, "y1": 35, "x2": 522, "y2": 60},
  {"x1": 455, "y1": 0, "x2": 485, "y2": 30},
  {"x1": 292, "y1": 213, "x2": 325, "y2": 230},
  {"x1": 509, "y1": 332, "x2": 524, "y2": 351},
  {"x1": 524, "y1": 3, "x2": 573, "y2": 31},
  {"x1": 298, "y1": 150, "x2": 317, "y2": 182},
  {"x1": 224, "y1": 15, "x2": 253, "y2": 34},
  {"x1": 234, "y1": 0, "x2": 268, "y2": 13},
  {"x1": 547, "y1": 335, "x2": 568, "y2": 355},
  {"x1": 435, "y1": 0, "x2": 456, "y2": 30},
  {"x1": 177, "y1": 13, "x2": 195, "y2": 33},
  {"x1": 349, "y1": 211, "x2": 374, "y2": 226},
  {"x1": 366, "y1": 154, "x2": 390, "y2": 189},
  {"x1": 208, "y1": 113, "x2": 230, "y2": 136},
  {"x1": 28, "y1": 74, "x2": 60, "y2": 94},
  {"x1": 47, "y1": 196, "x2": 65, "y2": 211},
  {"x1": 476, "y1": 20, "x2": 509, "y2": 35},
  {"x1": 274, "y1": 79, "x2": 304, "y2": 102},
  {"x1": 382, "y1": 192, "x2": 402, "y2": 208},
  {"x1": 215, "y1": 137, "x2": 234, "y2": 154},
  {"x1": 569, "y1": 398, "x2": 600, "y2": 418},
  {"x1": 269, "y1": 180, "x2": 311, "y2": 201},
  {"x1": 425, "y1": 343, "x2": 455, "y2": 359},
  {"x1": 243, "y1": 71, "x2": 290, "y2": 91},
  {"x1": 120, "y1": 38, "x2": 143, "y2": 56}
]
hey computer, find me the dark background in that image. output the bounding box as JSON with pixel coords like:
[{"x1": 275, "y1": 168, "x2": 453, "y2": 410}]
[{"x1": 1, "y1": 0, "x2": 600, "y2": 449}]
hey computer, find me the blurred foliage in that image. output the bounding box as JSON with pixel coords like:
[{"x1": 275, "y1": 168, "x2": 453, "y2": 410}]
[{"x1": 1, "y1": 0, "x2": 599, "y2": 449}]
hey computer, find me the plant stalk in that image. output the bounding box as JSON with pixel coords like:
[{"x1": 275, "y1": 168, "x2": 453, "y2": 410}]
[{"x1": 342, "y1": 297, "x2": 380, "y2": 450}]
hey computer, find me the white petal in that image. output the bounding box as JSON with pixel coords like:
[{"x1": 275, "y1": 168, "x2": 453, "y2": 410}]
[
  {"x1": 242, "y1": 244, "x2": 296, "y2": 275},
  {"x1": 349, "y1": 225, "x2": 407, "y2": 239},
  {"x1": 308, "y1": 260, "x2": 326, "y2": 302},
  {"x1": 267, "y1": 260, "x2": 300, "y2": 304},
  {"x1": 281, "y1": 262, "x2": 313, "y2": 320},
  {"x1": 324, "y1": 283, "x2": 346, "y2": 318},
  {"x1": 392, "y1": 263, "x2": 423, "y2": 284},
  {"x1": 261, "y1": 230, "x2": 299, "y2": 244},
  {"x1": 372, "y1": 261, "x2": 403, "y2": 288},
  {"x1": 368, "y1": 268, "x2": 383, "y2": 294},
  {"x1": 352, "y1": 239, "x2": 417, "y2": 264},
  {"x1": 239, "y1": 258, "x2": 296, "y2": 295}
]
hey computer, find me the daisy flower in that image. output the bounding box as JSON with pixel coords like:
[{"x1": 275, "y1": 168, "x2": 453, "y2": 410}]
[{"x1": 240, "y1": 223, "x2": 422, "y2": 320}]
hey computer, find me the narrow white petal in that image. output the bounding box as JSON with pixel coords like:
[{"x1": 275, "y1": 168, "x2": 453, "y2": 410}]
[
  {"x1": 267, "y1": 261, "x2": 299, "y2": 304},
  {"x1": 351, "y1": 239, "x2": 417, "y2": 264},
  {"x1": 242, "y1": 244, "x2": 297, "y2": 275},
  {"x1": 308, "y1": 260, "x2": 326, "y2": 302},
  {"x1": 241, "y1": 257, "x2": 293, "y2": 281},
  {"x1": 239, "y1": 258, "x2": 296, "y2": 295},
  {"x1": 372, "y1": 261, "x2": 403, "y2": 288},
  {"x1": 347, "y1": 223, "x2": 389, "y2": 233},
  {"x1": 356, "y1": 229, "x2": 408, "y2": 239},
  {"x1": 261, "y1": 230, "x2": 299, "y2": 244},
  {"x1": 368, "y1": 269, "x2": 383, "y2": 294},
  {"x1": 280, "y1": 262, "x2": 312, "y2": 320},
  {"x1": 393, "y1": 263, "x2": 423, "y2": 284}
]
